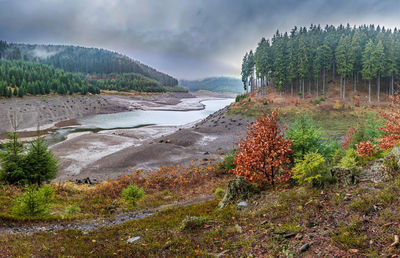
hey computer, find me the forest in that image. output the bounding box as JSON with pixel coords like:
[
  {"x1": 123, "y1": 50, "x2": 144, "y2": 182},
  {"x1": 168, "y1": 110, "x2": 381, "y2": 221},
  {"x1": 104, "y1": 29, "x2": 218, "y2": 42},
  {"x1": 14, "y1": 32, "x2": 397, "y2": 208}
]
[
  {"x1": 0, "y1": 60, "x2": 99, "y2": 98},
  {"x1": 241, "y1": 24, "x2": 400, "y2": 102},
  {"x1": 88, "y1": 73, "x2": 187, "y2": 93},
  {"x1": 0, "y1": 42, "x2": 178, "y2": 87}
]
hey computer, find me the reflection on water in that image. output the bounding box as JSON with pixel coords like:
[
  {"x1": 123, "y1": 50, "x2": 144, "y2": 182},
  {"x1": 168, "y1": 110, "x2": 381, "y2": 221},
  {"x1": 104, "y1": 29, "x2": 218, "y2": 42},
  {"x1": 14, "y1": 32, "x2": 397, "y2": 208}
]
[{"x1": 46, "y1": 98, "x2": 234, "y2": 145}]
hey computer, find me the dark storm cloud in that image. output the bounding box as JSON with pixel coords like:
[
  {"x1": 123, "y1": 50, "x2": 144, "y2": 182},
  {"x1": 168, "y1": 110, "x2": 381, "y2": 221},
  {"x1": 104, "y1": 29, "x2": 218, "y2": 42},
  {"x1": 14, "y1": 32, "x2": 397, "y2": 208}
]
[{"x1": 0, "y1": 0, "x2": 399, "y2": 79}]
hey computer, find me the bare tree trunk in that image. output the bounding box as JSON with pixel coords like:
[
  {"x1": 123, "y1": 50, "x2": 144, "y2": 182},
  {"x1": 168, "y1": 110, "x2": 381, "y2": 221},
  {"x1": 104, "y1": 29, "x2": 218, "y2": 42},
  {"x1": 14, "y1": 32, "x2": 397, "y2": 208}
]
[
  {"x1": 377, "y1": 73, "x2": 381, "y2": 102},
  {"x1": 340, "y1": 75, "x2": 342, "y2": 99},
  {"x1": 302, "y1": 78, "x2": 305, "y2": 100},
  {"x1": 323, "y1": 68, "x2": 325, "y2": 95},
  {"x1": 354, "y1": 73, "x2": 357, "y2": 92},
  {"x1": 343, "y1": 77, "x2": 346, "y2": 99},
  {"x1": 291, "y1": 81, "x2": 293, "y2": 97},
  {"x1": 316, "y1": 75, "x2": 319, "y2": 98},
  {"x1": 391, "y1": 72, "x2": 394, "y2": 96},
  {"x1": 368, "y1": 80, "x2": 371, "y2": 103},
  {"x1": 332, "y1": 62, "x2": 335, "y2": 80},
  {"x1": 308, "y1": 79, "x2": 311, "y2": 95}
]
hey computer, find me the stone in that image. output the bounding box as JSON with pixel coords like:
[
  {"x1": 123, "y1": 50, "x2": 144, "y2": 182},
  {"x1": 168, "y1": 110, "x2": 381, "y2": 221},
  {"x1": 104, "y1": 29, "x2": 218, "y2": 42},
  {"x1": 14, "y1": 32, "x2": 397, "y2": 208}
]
[
  {"x1": 237, "y1": 201, "x2": 248, "y2": 208},
  {"x1": 218, "y1": 177, "x2": 255, "y2": 208},
  {"x1": 300, "y1": 243, "x2": 310, "y2": 252},
  {"x1": 127, "y1": 236, "x2": 140, "y2": 243}
]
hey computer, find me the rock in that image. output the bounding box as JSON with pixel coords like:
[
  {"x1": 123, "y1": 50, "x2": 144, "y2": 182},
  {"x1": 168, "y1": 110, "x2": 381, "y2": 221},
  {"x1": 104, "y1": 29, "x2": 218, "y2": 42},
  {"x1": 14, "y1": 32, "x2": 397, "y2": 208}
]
[
  {"x1": 237, "y1": 201, "x2": 248, "y2": 208},
  {"x1": 300, "y1": 243, "x2": 310, "y2": 252},
  {"x1": 295, "y1": 234, "x2": 303, "y2": 240},
  {"x1": 180, "y1": 216, "x2": 208, "y2": 230},
  {"x1": 127, "y1": 236, "x2": 140, "y2": 243},
  {"x1": 218, "y1": 177, "x2": 255, "y2": 208}
]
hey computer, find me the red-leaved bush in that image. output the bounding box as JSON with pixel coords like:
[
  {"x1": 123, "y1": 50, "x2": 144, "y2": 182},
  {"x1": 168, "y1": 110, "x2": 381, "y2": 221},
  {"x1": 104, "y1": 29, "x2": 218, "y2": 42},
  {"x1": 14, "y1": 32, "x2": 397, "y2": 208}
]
[
  {"x1": 378, "y1": 94, "x2": 400, "y2": 149},
  {"x1": 356, "y1": 140, "x2": 376, "y2": 158},
  {"x1": 233, "y1": 111, "x2": 293, "y2": 185}
]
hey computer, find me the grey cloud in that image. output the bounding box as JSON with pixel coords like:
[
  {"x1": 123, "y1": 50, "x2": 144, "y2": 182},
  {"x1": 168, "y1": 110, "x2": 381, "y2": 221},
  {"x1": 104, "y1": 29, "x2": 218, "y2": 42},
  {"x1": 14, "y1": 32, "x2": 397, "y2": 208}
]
[{"x1": 0, "y1": 0, "x2": 400, "y2": 79}]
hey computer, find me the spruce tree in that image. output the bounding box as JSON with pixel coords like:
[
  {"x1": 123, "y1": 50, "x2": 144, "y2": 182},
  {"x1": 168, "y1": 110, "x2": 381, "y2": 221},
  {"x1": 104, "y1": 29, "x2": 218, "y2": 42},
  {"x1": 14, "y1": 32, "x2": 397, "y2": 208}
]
[{"x1": 24, "y1": 135, "x2": 58, "y2": 185}]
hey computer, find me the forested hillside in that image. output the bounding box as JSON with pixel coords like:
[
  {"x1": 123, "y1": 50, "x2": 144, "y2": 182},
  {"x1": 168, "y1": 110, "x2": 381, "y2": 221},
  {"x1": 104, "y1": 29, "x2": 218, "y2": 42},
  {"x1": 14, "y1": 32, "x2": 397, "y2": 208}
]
[
  {"x1": 89, "y1": 73, "x2": 187, "y2": 93},
  {"x1": 0, "y1": 41, "x2": 178, "y2": 86},
  {"x1": 242, "y1": 24, "x2": 400, "y2": 102},
  {"x1": 0, "y1": 60, "x2": 99, "y2": 98},
  {"x1": 179, "y1": 77, "x2": 244, "y2": 94}
]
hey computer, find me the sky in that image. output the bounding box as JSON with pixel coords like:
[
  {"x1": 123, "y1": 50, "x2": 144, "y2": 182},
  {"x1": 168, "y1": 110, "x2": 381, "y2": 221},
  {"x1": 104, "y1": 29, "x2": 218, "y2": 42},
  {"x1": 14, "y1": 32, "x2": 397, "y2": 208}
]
[{"x1": 1, "y1": 0, "x2": 400, "y2": 79}]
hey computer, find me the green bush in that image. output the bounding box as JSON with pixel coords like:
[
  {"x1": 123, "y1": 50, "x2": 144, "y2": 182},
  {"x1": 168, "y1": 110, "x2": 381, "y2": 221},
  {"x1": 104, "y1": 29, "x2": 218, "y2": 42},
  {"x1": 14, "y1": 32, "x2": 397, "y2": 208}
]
[
  {"x1": 292, "y1": 152, "x2": 332, "y2": 187},
  {"x1": 214, "y1": 187, "x2": 225, "y2": 198},
  {"x1": 218, "y1": 151, "x2": 237, "y2": 173},
  {"x1": 12, "y1": 185, "x2": 55, "y2": 217},
  {"x1": 122, "y1": 184, "x2": 145, "y2": 206},
  {"x1": 65, "y1": 204, "x2": 81, "y2": 215},
  {"x1": 235, "y1": 94, "x2": 247, "y2": 102},
  {"x1": 338, "y1": 149, "x2": 361, "y2": 183},
  {"x1": 349, "y1": 115, "x2": 383, "y2": 149},
  {"x1": 287, "y1": 114, "x2": 329, "y2": 161}
]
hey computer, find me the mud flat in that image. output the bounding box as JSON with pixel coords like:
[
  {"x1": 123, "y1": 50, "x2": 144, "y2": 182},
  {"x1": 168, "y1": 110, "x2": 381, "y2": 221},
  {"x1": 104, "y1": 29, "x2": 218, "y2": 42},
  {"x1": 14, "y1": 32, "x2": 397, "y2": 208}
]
[{"x1": 53, "y1": 106, "x2": 251, "y2": 182}]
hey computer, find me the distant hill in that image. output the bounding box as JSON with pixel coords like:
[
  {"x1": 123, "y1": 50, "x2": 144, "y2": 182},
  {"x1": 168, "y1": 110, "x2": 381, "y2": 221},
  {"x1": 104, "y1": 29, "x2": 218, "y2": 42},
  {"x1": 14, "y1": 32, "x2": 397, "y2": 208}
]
[
  {"x1": 179, "y1": 77, "x2": 244, "y2": 94},
  {"x1": 0, "y1": 41, "x2": 178, "y2": 86}
]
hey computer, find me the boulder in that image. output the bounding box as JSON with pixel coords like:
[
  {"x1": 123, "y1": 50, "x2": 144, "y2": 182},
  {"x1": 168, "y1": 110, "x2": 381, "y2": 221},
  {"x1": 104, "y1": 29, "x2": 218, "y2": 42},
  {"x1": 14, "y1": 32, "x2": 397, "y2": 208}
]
[{"x1": 218, "y1": 177, "x2": 254, "y2": 208}]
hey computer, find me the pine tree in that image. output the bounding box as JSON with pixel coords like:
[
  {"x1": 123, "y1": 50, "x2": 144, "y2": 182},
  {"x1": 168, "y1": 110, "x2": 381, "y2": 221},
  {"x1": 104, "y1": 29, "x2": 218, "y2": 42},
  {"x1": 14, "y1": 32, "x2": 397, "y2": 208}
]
[
  {"x1": 362, "y1": 39, "x2": 377, "y2": 103},
  {"x1": 24, "y1": 134, "x2": 58, "y2": 185},
  {"x1": 0, "y1": 120, "x2": 25, "y2": 184},
  {"x1": 335, "y1": 35, "x2": 354, "y2": 99},
  {"x1": 373, "y1": 40, "x2": 385, "y2": 102}
]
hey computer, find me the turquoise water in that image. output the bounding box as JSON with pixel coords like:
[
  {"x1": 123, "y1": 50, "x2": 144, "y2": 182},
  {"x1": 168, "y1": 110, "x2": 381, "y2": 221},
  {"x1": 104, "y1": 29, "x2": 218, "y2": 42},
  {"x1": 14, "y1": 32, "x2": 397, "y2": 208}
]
[
  {"x1": 77, "y1": 98, "x2": 234, "y2": 129},
  {"x1": 46, "y1": 98, "x2": 234, "y2": 145}
]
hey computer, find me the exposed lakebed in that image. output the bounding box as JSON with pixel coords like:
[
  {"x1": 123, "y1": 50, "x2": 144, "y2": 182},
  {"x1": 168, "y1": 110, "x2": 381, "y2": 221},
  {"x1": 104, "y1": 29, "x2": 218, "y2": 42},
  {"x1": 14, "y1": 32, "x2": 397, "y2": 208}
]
[{"x1": 46, "y1": 98, "x2": 234, "y2": 145}]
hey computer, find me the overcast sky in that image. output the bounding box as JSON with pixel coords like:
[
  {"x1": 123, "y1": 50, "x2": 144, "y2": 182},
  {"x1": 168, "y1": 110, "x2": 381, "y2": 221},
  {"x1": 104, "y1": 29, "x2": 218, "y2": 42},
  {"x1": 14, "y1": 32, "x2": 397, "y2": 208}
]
[{"x1": 1, "y1": 0, "x2": 400, "y2": 79}]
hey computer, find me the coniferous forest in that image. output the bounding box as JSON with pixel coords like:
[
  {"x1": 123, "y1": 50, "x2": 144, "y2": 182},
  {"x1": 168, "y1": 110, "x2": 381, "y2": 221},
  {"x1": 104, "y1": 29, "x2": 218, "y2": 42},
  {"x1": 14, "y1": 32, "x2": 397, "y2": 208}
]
[
  {"x1": 242, "y1": 24, "x2": 400, "y2": 102},
  {"x1": 0, "y1": 60, "x2": 99, "y2": 98},
  {"x1": 0, "y1": 40, "x2": 181, "y2": 97}
]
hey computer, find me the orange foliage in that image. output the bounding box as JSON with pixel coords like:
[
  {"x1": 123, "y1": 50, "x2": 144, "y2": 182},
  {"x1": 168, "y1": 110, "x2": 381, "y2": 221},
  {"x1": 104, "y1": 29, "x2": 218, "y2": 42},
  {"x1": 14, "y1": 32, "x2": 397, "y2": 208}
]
[
  {"x1": 356, "y1": 140, "x2": 376, "y2": 158},
  {"x1": 233, "y1": 111, "x2": 293, "y2": 185},
  {"x1": 378, "y1": 94, "x2": 400, "y2": 149},
  {"x1": 342, "y1": 127, "x2": 357, "y2": 150}
]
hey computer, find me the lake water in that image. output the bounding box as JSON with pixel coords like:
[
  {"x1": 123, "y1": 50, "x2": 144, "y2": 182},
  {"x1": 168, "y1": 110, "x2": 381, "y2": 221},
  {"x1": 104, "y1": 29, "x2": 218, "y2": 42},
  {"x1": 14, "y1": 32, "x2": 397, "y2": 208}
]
[{"x1": 47, "y1": 98, "x2": 234, "y2": 145}]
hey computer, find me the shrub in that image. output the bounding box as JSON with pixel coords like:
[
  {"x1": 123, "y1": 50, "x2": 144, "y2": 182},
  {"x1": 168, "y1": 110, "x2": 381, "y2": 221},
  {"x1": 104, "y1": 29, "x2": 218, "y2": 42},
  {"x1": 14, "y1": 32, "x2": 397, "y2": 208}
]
[
  {"x1": 122, "y1": 184, "x2": 144, "y2": 206},
  {"x1": 214, "y1": 187, "x2": 225, "y2": 198},
  {"x1": 12, "y1": 185, "x2": 54, "y2": 217},
  {"x1": 292, "y1": 152, "x2": 332, "y2": 187},
  {"x1": 233, "y1": 111, "x2": 293, "y2": 185},
  {"x1": 331, "y1": 148, "x2": 345, "y2": 166},
  {"x1": 338, "y1": 149, "x2": 361, "y2": 183},
  {"x1": 287, "y1": 114, "x2": 325, "y2": 161},
  {"x1": 355, "y1": 140, "x2": 376, "y2": 158},
  {"x1": 218, "y1": 151, "x2": 237, "y2": 173},
  {"x1": 235, "y1": 94, "x2": 247, "y2": 102},
  {"x1": 65, "y1": 204, "x2": 81, "y2": 215},
  {"x1": 378, "y1": 94, "x2": 400, "y2": 149}
]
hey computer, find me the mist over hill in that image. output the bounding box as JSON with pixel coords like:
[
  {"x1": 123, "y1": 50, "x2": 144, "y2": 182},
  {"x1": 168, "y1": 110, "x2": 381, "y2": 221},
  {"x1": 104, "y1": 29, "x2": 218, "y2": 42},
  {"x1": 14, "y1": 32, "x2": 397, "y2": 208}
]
[
  {"x1": 0, "y1": 41, "x2": 178, "y2": 87},
  {"x1": 179, "y1": 77, "x2": 243, "y2": 94}
]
